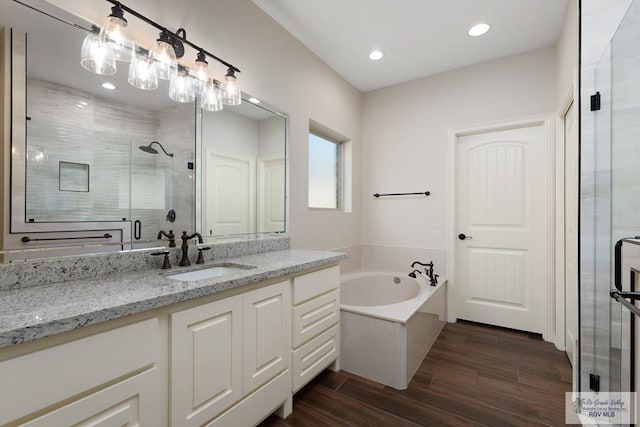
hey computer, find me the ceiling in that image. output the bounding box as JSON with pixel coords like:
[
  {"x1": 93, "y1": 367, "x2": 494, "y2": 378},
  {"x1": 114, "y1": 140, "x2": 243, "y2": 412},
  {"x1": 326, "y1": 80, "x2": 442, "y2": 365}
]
[{"x1": 252, "y1": 0, "x2": 569, "y2": 92}]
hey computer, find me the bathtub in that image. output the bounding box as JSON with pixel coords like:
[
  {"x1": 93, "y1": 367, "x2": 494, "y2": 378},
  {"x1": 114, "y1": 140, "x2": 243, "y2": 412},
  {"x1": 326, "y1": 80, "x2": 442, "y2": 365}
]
[{"x1": 340, "y1": 271, "x2": 446, "y2": 390}]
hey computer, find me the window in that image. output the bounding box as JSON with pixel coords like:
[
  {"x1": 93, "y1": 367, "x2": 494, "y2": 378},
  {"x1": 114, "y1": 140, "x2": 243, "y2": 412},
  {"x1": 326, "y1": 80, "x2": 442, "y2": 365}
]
[{"x1": 308, "y1": 132, "x2": 339, "y2": 209}]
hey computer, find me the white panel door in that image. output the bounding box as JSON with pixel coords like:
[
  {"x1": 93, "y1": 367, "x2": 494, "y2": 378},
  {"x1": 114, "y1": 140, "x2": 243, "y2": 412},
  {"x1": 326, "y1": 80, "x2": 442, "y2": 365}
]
[
  {"x1": 205, "y1": 150, "x2": 255, "y2": 236},
  {"x1": 258, "y1": 158, "x2": 285, "y2": 233},
  {"x1": 455, "y1": 124, "x2": 543, "y2": 333},
  {"x1": 171, "y1": 295, "x2": 243, "y2": 427},
  {"x1": 564, "y1": 101, "x2": 579, "y2": 369},
  {"x1": 243, "y1": 281, "x2": 290, "y2": 394}
]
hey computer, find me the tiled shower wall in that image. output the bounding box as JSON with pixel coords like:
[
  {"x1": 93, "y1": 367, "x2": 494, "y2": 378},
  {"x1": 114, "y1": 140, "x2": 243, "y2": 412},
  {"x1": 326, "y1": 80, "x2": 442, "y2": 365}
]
[{"x1": 25, "y1": 79, "x2": 195, "y2": 244}]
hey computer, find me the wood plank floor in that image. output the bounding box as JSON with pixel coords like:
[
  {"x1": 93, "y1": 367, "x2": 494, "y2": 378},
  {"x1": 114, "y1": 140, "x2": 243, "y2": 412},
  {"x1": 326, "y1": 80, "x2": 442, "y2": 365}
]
[{"x1": 260, "y1": 321, "x2": 572, "y2": 427}]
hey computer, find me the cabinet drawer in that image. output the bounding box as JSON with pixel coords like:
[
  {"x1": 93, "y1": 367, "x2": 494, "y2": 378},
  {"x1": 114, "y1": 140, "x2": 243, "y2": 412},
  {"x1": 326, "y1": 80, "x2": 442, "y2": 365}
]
[
  {"x1": 292, "y1": 266, "x2": 339, "y2": 305},
  {"x1": 21, "y1": 367, "x2": 159, "y2": 427},
  {"x1": 292, "y1": 289, "x2": 339, "y2": 348},
  {"x1": 292, "y1": 324, "x2": 339, "y2": 392},
  {"x1": 0, "y1": 318, "x2": 159, "y2": 425}
]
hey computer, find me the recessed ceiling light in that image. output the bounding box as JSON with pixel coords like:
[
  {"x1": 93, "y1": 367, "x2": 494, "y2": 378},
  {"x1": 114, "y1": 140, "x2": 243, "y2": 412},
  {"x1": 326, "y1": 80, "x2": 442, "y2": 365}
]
[
  {"x1": 248, "y1": 97, "x2": 261, "y2": 104},
  {"x1": 101, "y1": 82, "x2": 116, "y2": 90},
  {"x1": 468, "y1": 23, "x2": 490, "y2": 37},
  {"x1": 368, "y1": 50, "x2": 384, "y2": 61}
]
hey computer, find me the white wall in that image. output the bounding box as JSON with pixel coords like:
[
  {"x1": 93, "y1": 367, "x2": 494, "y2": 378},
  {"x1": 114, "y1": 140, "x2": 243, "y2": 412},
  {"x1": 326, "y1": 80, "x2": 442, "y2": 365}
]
[
  {"x1": 557, "y1": 0, "x2": 579, "y2": 101},
  {"x1": 361, "y1": 46, "x2": 558, "y2": 274},
  {"x1": 45, "y1": 0, "x2": 363, "y2": 251}
]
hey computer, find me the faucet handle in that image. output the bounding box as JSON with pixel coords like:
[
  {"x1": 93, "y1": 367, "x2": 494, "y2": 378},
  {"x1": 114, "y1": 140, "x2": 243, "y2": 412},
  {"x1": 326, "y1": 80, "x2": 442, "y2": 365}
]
[
  {"x1": 196, "y1": 247, "x2": 211, "y2": 265},
  {"x1": 151, "y1": 251, "x2": 171, "y2": 269}
]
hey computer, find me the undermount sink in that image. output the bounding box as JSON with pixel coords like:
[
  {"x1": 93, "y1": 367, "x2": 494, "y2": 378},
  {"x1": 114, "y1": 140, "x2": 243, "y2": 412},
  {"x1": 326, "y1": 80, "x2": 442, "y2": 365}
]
[{"x1": 165, "y1": 263, "x2": 255, "y2": 282}]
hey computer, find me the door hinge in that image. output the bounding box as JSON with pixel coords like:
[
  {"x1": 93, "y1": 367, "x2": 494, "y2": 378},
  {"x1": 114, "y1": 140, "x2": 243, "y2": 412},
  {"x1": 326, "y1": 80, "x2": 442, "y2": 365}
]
[
  {"x1": 589, "y1": 373, "x2": 601, "y2": 392},
  {"x1": 590, "y1": 92, "x2": 601, "y2": 111}
]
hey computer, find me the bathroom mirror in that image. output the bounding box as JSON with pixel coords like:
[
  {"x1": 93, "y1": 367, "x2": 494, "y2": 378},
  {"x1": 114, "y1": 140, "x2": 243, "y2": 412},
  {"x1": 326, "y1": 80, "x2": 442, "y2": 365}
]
[
  {"x1": 2, "y1": 0, "x2": 287, "y2": 261},
  {"x1": 3, "y1": 0, "x2": 195, "y2": 251},
  {"x1": 199, "y1": 99, "x2": 287, "y2": 238}
]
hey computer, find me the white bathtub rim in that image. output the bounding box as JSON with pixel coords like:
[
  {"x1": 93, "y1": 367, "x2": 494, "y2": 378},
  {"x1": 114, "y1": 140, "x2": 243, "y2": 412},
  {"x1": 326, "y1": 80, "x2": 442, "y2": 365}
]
[{"x1": 340, "y1": 271, "x2": 446, "y2": 324}]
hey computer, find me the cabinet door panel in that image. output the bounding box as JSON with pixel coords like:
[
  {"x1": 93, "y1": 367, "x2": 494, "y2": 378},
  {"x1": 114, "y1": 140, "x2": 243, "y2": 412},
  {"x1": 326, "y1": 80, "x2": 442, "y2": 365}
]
[
  {"x1": 0, "y1": 319, "x2": 158, "y2": 425},
  {"x1": 243, "y1": 281, "x2": 290, "y2": 394},
  {"x1": 22, "y1": 368, "x2": 158, "y2": 427},
  {"x1": 171, "y1": 295, "x2": 243, "y2": 427}
]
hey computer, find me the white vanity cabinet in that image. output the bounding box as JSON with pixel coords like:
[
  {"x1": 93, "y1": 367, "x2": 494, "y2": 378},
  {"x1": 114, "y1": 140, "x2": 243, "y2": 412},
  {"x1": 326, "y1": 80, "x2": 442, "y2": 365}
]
[
  {"x1": 290, "y1": 266, "x2": 341, "y2": 392},
  {"x1": 0, "y1": 319, "x2": 161, "y2": 426},
  {"x1": 0, "y1": 263, "x2": 340, "y2": 426},
  {"x1": 171, "y1": 280, "x2": 291, "y2": 427}
]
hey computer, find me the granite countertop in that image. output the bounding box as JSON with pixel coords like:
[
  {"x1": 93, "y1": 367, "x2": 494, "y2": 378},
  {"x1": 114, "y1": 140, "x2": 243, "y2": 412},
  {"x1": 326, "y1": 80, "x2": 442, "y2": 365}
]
[{"x1": 0, "y1": 249, "x2": 346, "y2": 349}]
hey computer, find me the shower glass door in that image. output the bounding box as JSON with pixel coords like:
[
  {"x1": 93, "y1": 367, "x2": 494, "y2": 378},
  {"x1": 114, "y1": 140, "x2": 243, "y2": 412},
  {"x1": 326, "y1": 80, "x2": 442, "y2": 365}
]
[{"x1": 584, "y1": 0, "x2": 640, "y2": 409}]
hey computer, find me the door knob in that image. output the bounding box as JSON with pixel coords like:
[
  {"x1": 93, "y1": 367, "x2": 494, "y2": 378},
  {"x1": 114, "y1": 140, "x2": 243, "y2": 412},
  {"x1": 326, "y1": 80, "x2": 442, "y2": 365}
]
[{"x1": 458, "y1": 233, "x2": 472, "y2": 240}]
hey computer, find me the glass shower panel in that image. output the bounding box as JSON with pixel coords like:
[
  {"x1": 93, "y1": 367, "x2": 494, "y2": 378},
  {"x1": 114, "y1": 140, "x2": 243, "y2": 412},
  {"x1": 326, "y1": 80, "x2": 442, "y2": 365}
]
[
  {"x1": 583, "y1": 0, "x2": 640, "y2": 400},
  {"x1": 24, "y1": 82, "x2": 133, "y2": 223},
  {"x1": 129, "y1": 103, "x2": 196, "y2": 249},
  {"x1": 582, "y1": 42, "x2": 614, "y2": 394},
  {"x1": 610, "y1": 0, "x2": 640, "y2": 395}
]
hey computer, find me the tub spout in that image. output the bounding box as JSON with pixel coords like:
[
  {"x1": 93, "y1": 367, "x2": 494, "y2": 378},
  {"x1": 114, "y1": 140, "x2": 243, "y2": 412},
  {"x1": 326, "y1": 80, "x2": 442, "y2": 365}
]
[{"x1": 408, "y1": 269, "x2": 422, "y2": 279}]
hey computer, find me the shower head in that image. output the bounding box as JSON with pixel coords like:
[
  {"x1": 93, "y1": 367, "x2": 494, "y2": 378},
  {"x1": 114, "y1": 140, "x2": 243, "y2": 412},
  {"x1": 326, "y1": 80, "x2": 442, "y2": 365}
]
[
  {"x1": 138, "y1": 141, "x2": 174, "y2": 157},
  {"x1": 139, "y1": 145, "x2": 158, "y2": 154}
]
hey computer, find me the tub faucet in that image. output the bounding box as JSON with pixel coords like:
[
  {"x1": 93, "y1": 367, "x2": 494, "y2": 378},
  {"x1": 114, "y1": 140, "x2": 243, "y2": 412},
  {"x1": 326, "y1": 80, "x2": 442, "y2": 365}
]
[
  {"x1": 180, "y1": 231, "x2": 204, "y2": 266},
  {"x1": 411, "y1": 261, "x2": 434, "y2": 280},
  {"x1": 157, "y1": 229, "x2": 176, "y2": 247}
]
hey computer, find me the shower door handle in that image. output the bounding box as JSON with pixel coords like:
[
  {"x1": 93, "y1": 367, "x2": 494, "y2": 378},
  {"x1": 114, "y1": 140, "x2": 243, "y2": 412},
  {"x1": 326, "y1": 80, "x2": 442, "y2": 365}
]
[
  {"x1": 134, "y1": 220, "x2": 142, "y2": 240},
  {"x1": 615, "y1": 238, "x2": 624, "y2": 291},
  {"x1": 458, "y1": 233, "x2": 472, "y2": 240},
  {"x1": 614, "y1": 236, "x2": 640, "y2": 291}
]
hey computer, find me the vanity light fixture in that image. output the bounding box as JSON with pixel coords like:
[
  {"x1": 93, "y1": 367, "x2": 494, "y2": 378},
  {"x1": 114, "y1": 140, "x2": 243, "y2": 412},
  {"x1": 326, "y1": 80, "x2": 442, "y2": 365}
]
[
  {"x1": 190, "y1": 50, "x2": 209, "y2": 94},
  {"x1": 468, "y1": 23, "x2": 490, "y2": 37},
  {"x1": 98, "y1": 3, "x2": 134, "y2": 62},
  {"x1": 128, "y1": 48, "x2": 158, "y2": 90},
  {"x1": 101, "y1": 82, "x2": 117, "y2": 90},
  {"x1": 153, "y1": 31, "x2": 178, "y2": 80},
  {"x1": 169, "y1": 66, "x2": 195, "y2": 103},
  {"x1": 83, "y1": 0, "x2": 242, "y2": 110},
  {"x1": 80, "y1": 25, "x2": 116, "y2": 75},
  {"x1": 220, "y1": 68, "x2": 242, "y2": 106},
  {"x1": 368, "y1": 50, "x2": 384, "y2": 61},
  {"x1": 201, "y1": 79, "x2": 223, "y2": 112}
]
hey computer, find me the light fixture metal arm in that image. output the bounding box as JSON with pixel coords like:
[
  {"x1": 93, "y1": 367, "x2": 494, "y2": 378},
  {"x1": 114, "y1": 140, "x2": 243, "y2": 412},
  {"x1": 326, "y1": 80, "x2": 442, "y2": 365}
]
[{"x1": 103, "y1": 0, "x2": 241, "y2": 73}]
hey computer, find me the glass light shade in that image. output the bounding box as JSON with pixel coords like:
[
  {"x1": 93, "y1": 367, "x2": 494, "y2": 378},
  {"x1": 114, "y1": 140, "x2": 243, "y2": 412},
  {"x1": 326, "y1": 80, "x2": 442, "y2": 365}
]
[
  {"x1": 190, "y1": 52, "x2": 208, "y2": 94},
  {"x1": 80, "y1": 31, "x2": 116, "y2": 75},
  {"x1": 153, "y1": 38, "x2": 177, "y2": 80},
  {"x1": 201, "y1": 80, "x2": 223, "y2": 112},
  {"x1": 99, "y1": 15, "x2": 134, "y2": 62},
  {"x1": 128, "y1": 51, "x2": 158, "y2": 90},
  {"x1": 220, "y1": 73, "x2": 241, "y2": 106},
  {"x1": 169, "y1": 69, "x2": 195, "y2": 103}
]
